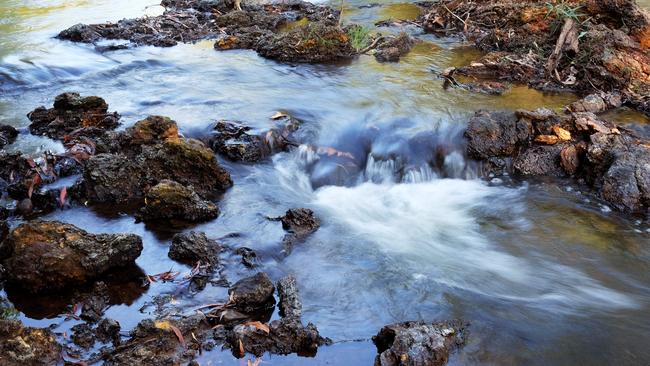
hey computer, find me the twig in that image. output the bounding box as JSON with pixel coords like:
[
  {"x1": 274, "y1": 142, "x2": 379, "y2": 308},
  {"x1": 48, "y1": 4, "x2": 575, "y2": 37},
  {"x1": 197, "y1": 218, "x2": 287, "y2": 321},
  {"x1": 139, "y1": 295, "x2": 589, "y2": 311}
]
[{"x1": 359, "y1": 36, "x2": 385, "y2": 54}]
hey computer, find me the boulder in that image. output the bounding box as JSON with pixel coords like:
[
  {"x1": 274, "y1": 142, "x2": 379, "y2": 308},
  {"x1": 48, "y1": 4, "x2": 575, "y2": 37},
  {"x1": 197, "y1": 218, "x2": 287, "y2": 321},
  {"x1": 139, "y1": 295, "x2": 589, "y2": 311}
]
[
  {"x1": 0, "y1": 320, "x2": 61, "y2": 366},
  {"x1": 278, "y1": 208, "x2": 320, "y2": 253},
  {"x1": 372, "y1": 321, "x2": 467, "y2": 366},
  {"x1": 0, "y1": 220, "x2": 143, "y2": 293},
  {"x1": 168, "y1": 231, "x2": 222, "y2": 266},
  {"x1": 465, "y1": 110, "x2": 532, "y2": 160},
  {"x1": 139, "y1": 180, "x2": 220, "y2": 223}
]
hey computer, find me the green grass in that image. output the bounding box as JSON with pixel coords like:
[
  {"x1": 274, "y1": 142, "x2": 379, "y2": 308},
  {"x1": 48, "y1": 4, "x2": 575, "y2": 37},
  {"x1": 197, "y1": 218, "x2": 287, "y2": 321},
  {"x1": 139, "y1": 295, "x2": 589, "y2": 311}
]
[
  {"x1": 346, "y1": 25, "x2": 372, "y2": 51},
  {"x1": 545, "y1": 1, "x2": 584, "y2": 21}
]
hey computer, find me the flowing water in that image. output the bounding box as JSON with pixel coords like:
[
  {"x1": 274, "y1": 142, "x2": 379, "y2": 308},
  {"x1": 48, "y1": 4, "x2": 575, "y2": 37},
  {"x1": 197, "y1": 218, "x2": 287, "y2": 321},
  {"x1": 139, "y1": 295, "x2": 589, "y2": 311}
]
[{"x1": 1, "y1": 1, "x2": 650, "y2": 365}]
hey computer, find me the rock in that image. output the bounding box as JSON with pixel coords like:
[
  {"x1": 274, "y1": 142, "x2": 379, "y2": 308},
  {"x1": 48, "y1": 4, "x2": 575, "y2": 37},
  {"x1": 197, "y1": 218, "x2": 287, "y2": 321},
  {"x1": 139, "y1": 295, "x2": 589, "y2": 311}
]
[
  {"x1": 465, "y1": 110, "x2": 532, "y2": 160},
  {"x1": 277, "y1": 276, "x2": 301, "y2": 319},
  {"x1": 255, "y1": 22, "x2": 355, "y2": 63},
  {"x1": 139, "y1": 180, "x2": 220, "y2": 223},
  {"x1": 235, "y1": 247, "x2": 258, "y2": 268},
  {"x1": 567, "y1": 92, "x2": 623, "y2": 114},
  {"x1": 552, "y1": 125, "x2": 572, "y2": 141},
  {"x1": 279, "y1": 208, "x2": 320, "y2": 253},
  {"x1": 375, "y1": 33, "x2": 413, "y2": 63},
  {"x1": 0, "y1": 125, "x2": 18, "y2": 149},
  {"x1": 228, "y1": 272, "x2": 276, "y2": 314},
  {"x1": 574, "y1": 113, "x2": 620, "y2": 135},
  {"x1": 72, "y1": 323, "x2": 96, "y2": 349},
  {"x1": 79, "y1": 281, "x2": 110, "y2": 322},
  {"x1": 0, "y1": 220, "x2": 143, "y2": 293},
  {"x1": 27, "y1": 92, "x2": 120, "y2": 140},
  {"x1": 600, "y1": 144, "x2": 650, "y2": 213},
  {"x1": 560, "y1": 144, "x2": 581, "y2": 175},
  {"x1": 82, "y1": 116, "x2": 232, "y2": 204},
  {"x1": 209, "y1": 120, "x2": 270, "y2": 162},
  {"x1": 226, "y1": 275, "x2": 329, "y2": 358},
  {"x1": 513, "y1": 144, "x2": 566, "y2": 177},
  {"x1": 372, "y1": 321, "x2": 467, "y2": 366},
  {"x1": 168, "y1": 231, "x2": 221, "y2": 266},
  {"x1": 534, "y1": 135, "x2": 560, "y2": 145},
  {"x1": 0, "y1": 221, "x2": 8, "y2": 243},
  {"x1": 96, "y1": 318, "x2": 121, "y2": 345},
  {"x1": 0, "y1": 319, "x2": 61, "y2": 366}
]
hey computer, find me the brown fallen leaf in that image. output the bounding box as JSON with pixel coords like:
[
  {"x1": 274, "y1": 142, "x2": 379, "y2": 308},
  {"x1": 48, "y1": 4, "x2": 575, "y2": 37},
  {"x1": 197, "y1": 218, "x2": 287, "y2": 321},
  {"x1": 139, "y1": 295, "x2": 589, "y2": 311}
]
[
  {"x1": 244, "y1": 321, "x2": 270, "y2": 334},
  {"x1": 59, "y1": 187, "x2": 67, "y2": 207},
  {"x1": 154, "y1": 320, "x2": 186, "y2": 347},
  {"x1": 552, "y1": 125, "x2": 571, "y2": 141},
  {"x1": 239, "y1": 339, "x2": 245, "y2": 357},
  {"x1": 535, "y1": 135, "x2": 559, "y2": 145}
]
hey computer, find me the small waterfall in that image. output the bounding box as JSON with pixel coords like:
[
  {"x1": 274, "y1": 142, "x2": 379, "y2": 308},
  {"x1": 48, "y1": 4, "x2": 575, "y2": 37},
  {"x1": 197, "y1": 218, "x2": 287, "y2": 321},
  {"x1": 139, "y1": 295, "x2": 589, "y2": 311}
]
[
  {"x1": 364, "y1": 154, "x2": 402, "y2": 183},
  {"x1": 402, "y1": 164, "x2": 437, "y2": 183}
]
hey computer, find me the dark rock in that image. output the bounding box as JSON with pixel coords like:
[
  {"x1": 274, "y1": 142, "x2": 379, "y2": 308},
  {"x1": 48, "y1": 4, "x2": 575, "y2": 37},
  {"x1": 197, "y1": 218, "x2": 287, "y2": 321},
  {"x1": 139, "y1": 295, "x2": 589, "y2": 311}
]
[
  {"x1": 79, "y1": 282, "x2": 110, "y2": 322},
  {"x1": 255, "y1": 22, "x2": 355, "y2": 63},
  {"x1": 235, "y1": 247, "x2": 258, "y2": 268},
  {"x1": 277, "y1": 276, "x2": 301, "y2": 319},
  {"x1": 600, "y1": 144, "x2": 650, "y2": 213},
  {"x1": 0, "y1": 125, "x2": 18, "y2": 149},
  {"x1": 567, "y1": 92, "x2": 623, "y2": 114},
  {"x1": 0, "y1": 319, "x2": 61, "y2": 366},
  {"x1": 96, "y1": 318, "x2": 121, "y2": 345},
  {"x1": 169, "y1": 231, "x2": 222, "y2": 266},
  {"x1": 72, "y1": 323, "x2": 95, "y2": 349},
  {"x1": 372, "y1": 320, "x2": 467, "y2": 366},
  {"x1": 228, "y1": 272, "x2": 276, "y2": 314},
  {"x1": 279, "y1": 208, "x2": 320, "y2": 253},
  {"x1": 375, "y1": 33, "x2": 413, "y2": 63},
  {"x1": 0, "y1": 221, "x2": 8, "y2": 244},
  {"x1": 465, "y1": 110, "x2": 532, "y2": 160},
  {"x1": 0, "y1": 220, "x2": 143, "y2": 293},
  {"x1": 139, "y1": 180, "x2": 220, "y2": 223},
  {"x1": 82, "y1": 116, "x2": 232, "y2": 204},
  {"x1": 27, "y1": 92, "x2": 120, "y2": 140}
]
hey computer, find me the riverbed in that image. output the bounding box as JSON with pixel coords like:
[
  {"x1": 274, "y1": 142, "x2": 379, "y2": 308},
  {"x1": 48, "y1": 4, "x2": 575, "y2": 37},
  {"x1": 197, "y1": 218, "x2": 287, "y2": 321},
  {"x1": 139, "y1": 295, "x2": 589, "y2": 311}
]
[{"x1": 1, "y1": 1, "x2": 650, "y2": 365}]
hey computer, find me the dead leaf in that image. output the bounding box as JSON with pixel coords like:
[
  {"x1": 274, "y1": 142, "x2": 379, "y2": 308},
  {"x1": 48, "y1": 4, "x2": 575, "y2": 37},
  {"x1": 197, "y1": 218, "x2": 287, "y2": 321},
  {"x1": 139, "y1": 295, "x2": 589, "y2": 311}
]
[
  {"x1": 535, "y1": 135, "x2": 560, "y2": 145},
  {"x1": 552, "y1": 125, "x2": 572, "y2": 141},
  {"x1": 59, "y1": 187, "x2": 67, "y2": 207},
  {"x1": 244, "y1": 321, "x2": 270, "y2": 334},
  {"x1": 239, "y1": 339, "x2": 245, "y2": 357},
  {"x1": 154, "y1": 320, "x2": 185, "y2": 347}
]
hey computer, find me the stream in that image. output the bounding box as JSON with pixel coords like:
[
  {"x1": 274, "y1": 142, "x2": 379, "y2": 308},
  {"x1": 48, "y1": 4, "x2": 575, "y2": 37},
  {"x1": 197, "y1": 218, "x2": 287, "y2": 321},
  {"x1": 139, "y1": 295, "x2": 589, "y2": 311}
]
[{"x1": 1, "y1": 0, "x2": 650, "y2": 365}]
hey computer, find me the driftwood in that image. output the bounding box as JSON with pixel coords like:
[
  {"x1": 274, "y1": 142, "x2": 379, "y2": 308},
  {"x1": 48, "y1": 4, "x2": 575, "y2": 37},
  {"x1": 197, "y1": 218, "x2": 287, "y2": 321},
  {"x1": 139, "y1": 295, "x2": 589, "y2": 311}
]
[{"x1": 546, "y1": 18, "x2": 579, "y2": 76}]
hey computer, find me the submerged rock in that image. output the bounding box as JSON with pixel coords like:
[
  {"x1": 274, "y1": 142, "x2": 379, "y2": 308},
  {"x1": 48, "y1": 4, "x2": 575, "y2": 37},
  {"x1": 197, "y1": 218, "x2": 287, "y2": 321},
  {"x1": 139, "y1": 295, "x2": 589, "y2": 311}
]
[
  {"x1": 168, "y1": 231, "x2": 222, "y2": 266},
  {"x1": 0, "y1": 220, "x2": 143, "y2": 293},
  {"x1": 374, "y1": 33, "x2": 413, "y2": 63},
  {"x1": 0, "y1": 125, "x2": 18, "y2": 149},
  {"x1": 372, "y1": 320, "x2": 467, "y2": 366},
  {"x1": 27, "y1": 92, "x2": 120, "y2": 140},
  {"x1": 0, "y1": 319, "x2": 61, "y2": 366},
  {"x1": 229, "y1": 272, "x2": 276, "y2": 313},
  {"x1": 139, "y1": 180, "x2": 220, "y2": 223}
]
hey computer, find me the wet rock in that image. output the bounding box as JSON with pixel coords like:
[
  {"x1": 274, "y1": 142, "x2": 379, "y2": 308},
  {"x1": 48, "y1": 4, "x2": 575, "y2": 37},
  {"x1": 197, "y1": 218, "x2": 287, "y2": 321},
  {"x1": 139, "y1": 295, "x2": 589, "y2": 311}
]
[
  {"x1": 0, "y1": 125, "x2": 18, "y2": 149},
  {"x1": 372, "y1": 320, "x2": 466, "y2": 366},
  {"x1": 465, "y1": 110, "x2": 532, "y2": 160},
  {"x1": 600, "y1": 144, "x2": 650, "y2": 213},
  {"x1": 229, "y1": 272, "x2": 276, "y2": 313},
  {"x1": 560, "y1": 144, "x2": 581, "y2": 175},
  {"x1": 210, "y1": 117, "x2": 301, "y2": 162},
  {"x1": 82, "y1": 116, "x2": 232, "y2": 204},
  {"x1": 278, "y1": 208, "x2": 320, "y2": 254},
  {"x1": 103, "y1": 315, "x2": 208, "y2": 365},
  {"x1": 139, "y1": 180, "x2": 220, "y2": 223},
  {"x1": 236, "y1": 247, "x2": 258, "y2": 268},
  {"x1": 72, "y1": 323, "x2": 95, "y2": 349},
  {"x1": 277, "y1": 275, "x2": 301, "y2": 319},
  {"x1": 375, "y1": 33, "x2": 413, "y2": 63},
  {"x1": 79, "y1": 281, "x2": 110, "y2": 322},
  {"x1": 0, "y1": 152, "x2": 35, "y2": 193},
  {"x1": 513, "y1": 144, "x2": 566, "y2": 177},
  {"x1": 169, "y1": 231, "x2": 222, "y2": 266},
  {"x1": 0, "y1": 220, "x2": 143, "y2": 293},
  {"x1": 27, "y1": 92, "x2": 120, "y2": 140},
  {"x1": 226, "y1": 275, "x2": 329, "y2": 357},
  {"x1": 96, "y1": 318, "x2": 121, "y2": 345},
  {"x1": 256, "y1": 22, "x2": 355, "y2": 63},
  {"x1": 0, "y1": 319, "x2": 61, "y2": 366}
]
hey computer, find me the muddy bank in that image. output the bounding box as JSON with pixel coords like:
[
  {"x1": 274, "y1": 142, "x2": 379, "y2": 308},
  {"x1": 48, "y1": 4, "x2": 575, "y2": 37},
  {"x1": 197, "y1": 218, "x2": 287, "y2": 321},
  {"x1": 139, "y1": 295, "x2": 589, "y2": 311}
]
[
  {"x1": 465, "y1": 108, "x2": 650, "y2": 213},
  {"x1": 422, "y1": 0, "x2": 650, "y2": 116}
]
